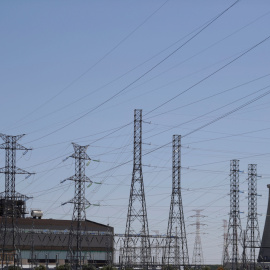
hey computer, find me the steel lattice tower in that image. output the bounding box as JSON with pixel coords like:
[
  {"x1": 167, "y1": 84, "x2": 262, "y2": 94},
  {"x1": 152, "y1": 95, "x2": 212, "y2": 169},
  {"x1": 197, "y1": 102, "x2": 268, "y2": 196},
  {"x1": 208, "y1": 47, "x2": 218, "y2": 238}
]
[
  {"x1": 245, "y1": 164, "x2": 260, "y2": 270},
  {"x1": 164, "y1": 135, "x2": 189, "y2": 269},
  {"x1": 62, "y1": 143, "x2": 91, "y2": 270},
  {"x1": 191, "y1": 210, "x2": 205, "y2": 270},
  {"x1": 223, "y1": 160, "x2": 242, "y2": 270},
  {"x1": 0, "y1": 133, "x2": 32, "y2": 268},
  {"x1": 222, "y1": 220, "x2": 229, "y2": 265},
  {"x1": 123, "y1": 109, "x2": 151, "y2": 269}
]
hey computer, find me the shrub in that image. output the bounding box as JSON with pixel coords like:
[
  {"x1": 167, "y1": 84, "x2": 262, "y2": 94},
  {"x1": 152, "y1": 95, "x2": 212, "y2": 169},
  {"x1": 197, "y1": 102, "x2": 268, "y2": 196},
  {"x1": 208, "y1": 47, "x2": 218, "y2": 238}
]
[
  {"x1": 82, "y1": 265, "x2": 97, "y2": 270},
  {"x1": 34, "y1": 265, "x2": 46, "y2": 270},
  {"x1": 56, "y1": 264, "x2": 71, "y2": 270},
  {"x1": 7, "y1": 266, "x2": 22, "y2": 270}
]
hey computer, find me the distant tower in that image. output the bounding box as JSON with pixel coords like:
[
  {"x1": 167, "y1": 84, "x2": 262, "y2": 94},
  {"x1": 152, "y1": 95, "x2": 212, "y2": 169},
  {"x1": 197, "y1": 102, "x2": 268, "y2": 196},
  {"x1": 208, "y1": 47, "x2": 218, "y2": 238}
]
[
  {"x1": 106, "y1": 223, "x2": 113, "y2": 265},
  {"x1": 245, "y1": 164, "x2": 260, "y2": 270},
  {"x1": 164, "y1": 135, "x2": 189, "y2": 269},
  {"x1": 223, "y1": 160, "x2": 242, "y2": 270},
  {"x1": 62, "y1": 143, "x2": 91, "y2": 270},
  {"x1": 123, "y1": 109, "x2": 151, "y2": 269},
  {"x1": 222, "y1": 220, "x2": 229, "y2": 265},
  {"x1": 0, "y1": 133, "x2": 32, "y2": 268},
  {"x1": 258, "y1": 184, "x2": 270, "y2": 263},
  {"x1": 191, "y1": 210, "x2": 206, "y2": 269}
]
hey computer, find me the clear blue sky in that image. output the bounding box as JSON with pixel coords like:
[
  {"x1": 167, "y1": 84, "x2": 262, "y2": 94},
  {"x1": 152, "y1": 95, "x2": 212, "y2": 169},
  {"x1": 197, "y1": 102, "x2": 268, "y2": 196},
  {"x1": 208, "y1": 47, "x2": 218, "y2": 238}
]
[{"x1": 1, "y1": 0, "x2": 270, "y2": 265}]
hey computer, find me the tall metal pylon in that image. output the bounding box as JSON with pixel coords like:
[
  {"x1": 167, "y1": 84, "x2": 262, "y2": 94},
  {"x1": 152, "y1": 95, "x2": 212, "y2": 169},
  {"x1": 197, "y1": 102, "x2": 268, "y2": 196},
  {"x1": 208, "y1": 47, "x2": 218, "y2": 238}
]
[
  {"x1": 0, "y1": 133, "x2": 32, "y2": 268},
  {"x1": 164, "y1": 135, "x2": 189, "y2": 269},
  {"x1": 123, "y1": 109, "x2": 151, "y2": 269},
  {"x1": 245, "y1": 164, "x2": 260, "y2": 270},
  {"x1": 222, "y1": 220, "x2": 229, "y2": 265},
  {"x1": 223, "y1": 159, "x2": 243, "y2": 270},
  {"x1": 191, "y1": 210, "x2": 206, "y2": 270},
  {"x1": 62, "y1": 143, "x2": 91, "y2": 270}
]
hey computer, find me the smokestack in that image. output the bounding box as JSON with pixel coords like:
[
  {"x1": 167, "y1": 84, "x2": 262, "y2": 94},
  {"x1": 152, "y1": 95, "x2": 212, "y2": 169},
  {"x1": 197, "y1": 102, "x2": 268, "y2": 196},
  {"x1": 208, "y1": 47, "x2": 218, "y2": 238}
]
[{"x1": 258, "y1": 184, "x2": 270, "y2": 262}]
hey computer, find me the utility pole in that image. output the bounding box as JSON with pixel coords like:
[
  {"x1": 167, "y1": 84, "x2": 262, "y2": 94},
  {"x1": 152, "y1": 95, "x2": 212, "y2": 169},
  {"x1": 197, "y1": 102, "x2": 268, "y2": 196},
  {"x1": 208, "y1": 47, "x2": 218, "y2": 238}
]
[
  {"x1": 0, "y1": 133, "x2": 32, "y2": 269},
  {"x1": 190, "y1": 210, "x2": 206, "y2": 270},
  {"x1": 223, "y1": 160, "x2": 243, "y2": 270},
  {"x1": 164, "y1": 135, "x2": 189, "y2": 270},
  {"x1": 62, "y1": 143, "x2": 92, "y2": 270},
  {"x1": 245, "y1": 164, "x2": 260, "y2": 270},
  {"x1": 123, "y1": 109, "x2": 151, "y2": 269}
]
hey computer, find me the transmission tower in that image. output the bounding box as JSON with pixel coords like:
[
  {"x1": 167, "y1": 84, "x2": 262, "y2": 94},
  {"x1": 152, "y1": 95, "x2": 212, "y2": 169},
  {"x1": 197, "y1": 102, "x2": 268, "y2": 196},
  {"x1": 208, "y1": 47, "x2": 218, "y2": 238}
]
[
  {"x1": 191, "y1": 210, "x2": 206, "y2": 270},
  {"x1": 0, "y1": 133, "x2": 32, "y2": 268},
  {"x1": 245, "y1": 164, "x2": 260, "y2": 270},
  {"x1": 223, "y1": 159, "x2": 243, "y2": 270},
  {"x1": 222, "y1": 220, "x2": 229, "y2": 265},
  {"x1": 164, "y1": 135, "x2": 189, "y2": 269},
  {"x1": 123, "y1": 109, "x2": 151, "y2": 269},
  {"x1": 62, "y1": 143, "x2": 91, "y2": 270}
]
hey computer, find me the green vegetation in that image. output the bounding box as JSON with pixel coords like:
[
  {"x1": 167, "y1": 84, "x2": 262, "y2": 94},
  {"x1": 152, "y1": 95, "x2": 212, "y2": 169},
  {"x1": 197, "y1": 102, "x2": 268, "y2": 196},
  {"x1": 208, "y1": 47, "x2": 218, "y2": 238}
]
[
  {"x1": 7, "y1": 266, "x2": 21, "y2": 270},
  {"x1": 82, "y1": 264, "x2": 97, "y2": 270},
  {"x1": 56, "y1": 264, "x2": 71, "y2": 270},
  {"x1": 100, "y1": 265, "x2": 118, "y2": 270},
  {"x1": 34, "y1": 265, "x2": 46, "y2": 270}
]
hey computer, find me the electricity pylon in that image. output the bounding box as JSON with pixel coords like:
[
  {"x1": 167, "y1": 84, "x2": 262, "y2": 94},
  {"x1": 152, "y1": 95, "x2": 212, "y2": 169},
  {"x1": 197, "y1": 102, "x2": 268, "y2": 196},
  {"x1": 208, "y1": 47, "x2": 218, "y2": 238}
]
[
  {"x1": 245, "y1": 164, "x2": 260, "y2": 270},
  {"x1": 191, "y1": 210, "x2": 206, "y2": 270},
  {"x1": 0, "y1": 133, "x2": 32, "y2": 269},
  {"x1": 222, "y1": 220, "x2": 229, "y2": 265},
  {"x1": 123, "y1": 109, "x2": 151, "y2": 269},
  {"x1": 62, "y1": 143, "x2": 91, "y2": 270},
  {"x1": 164, "y1": 135, "x2": 189, "y2": 269},
  {"x1": 223, "y1": 160, "x2": 243, "y2": 270}
]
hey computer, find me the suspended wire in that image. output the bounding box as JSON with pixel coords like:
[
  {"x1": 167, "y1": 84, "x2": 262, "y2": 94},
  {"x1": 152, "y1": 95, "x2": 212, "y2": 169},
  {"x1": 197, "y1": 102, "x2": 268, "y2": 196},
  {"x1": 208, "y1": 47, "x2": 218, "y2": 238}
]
[
  {"x1": 116, "y1": 9, "x2": 270, "y2": 103},
  {"x1": 144, "y1": 34, "x2": 270, "y2": 117},
  {"x1": 147, "y1": 72, "x2": 270, "y2": 121},
  {"x1": 12, "y1": 0, "x2": 170, "y2": 127},
  {"x1": 145, "y1": 85, "x2": 270, "y2": 140},
  {"x1": 182, "y1": 87, "x2": 270, "y2": 138},
  {"x1": 6, "y1": 1, "x2": 239, "y2": 134},
  {"x1": 23, "y1": 0, "x2": 239, "y2": 145}
]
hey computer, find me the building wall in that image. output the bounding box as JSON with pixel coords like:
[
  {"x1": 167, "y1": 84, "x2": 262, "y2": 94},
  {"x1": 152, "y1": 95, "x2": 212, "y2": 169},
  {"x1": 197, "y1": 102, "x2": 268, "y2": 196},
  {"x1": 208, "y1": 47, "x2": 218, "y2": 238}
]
[{"x1": 0, "y1": 218, "x2": 114, "y2": 268}]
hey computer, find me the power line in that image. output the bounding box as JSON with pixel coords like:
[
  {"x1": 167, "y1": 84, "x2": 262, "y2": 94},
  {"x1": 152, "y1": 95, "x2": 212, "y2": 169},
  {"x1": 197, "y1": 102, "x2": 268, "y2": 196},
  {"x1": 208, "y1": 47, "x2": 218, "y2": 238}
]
[
  {"x1": 23, "y1": 0, "x2": 239, "y2": 145},
  {"x1": 145, "y1": 34, "x2": 270, "y2": 117},
  {"x1": 12, "y1": 0, "x2": 169, "y2": 127}
]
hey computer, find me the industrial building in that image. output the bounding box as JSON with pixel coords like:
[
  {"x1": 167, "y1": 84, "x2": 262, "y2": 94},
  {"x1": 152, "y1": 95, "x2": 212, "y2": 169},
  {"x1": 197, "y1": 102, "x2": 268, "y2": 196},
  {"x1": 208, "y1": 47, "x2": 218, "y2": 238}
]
[{"x1": 0, "y1": 215, "x2": 114, "y2": 268}]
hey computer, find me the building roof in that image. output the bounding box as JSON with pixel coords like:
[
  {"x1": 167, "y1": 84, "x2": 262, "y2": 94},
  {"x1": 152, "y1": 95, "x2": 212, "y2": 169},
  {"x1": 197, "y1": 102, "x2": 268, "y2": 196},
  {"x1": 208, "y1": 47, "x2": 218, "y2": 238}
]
[{"x1": 0, "y1": 217, "x2": 113, "y2": 232}]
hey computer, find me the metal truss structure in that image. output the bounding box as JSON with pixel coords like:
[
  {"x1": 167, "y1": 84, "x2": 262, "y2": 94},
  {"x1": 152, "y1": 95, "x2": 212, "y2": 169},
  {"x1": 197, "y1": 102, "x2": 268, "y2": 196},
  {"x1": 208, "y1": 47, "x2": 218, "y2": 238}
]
[
  {"x1": 123, "y1": 109, "x2": 151, "y2": 269},
  {"x1": 224, "y1": 160, "x2": 242, "y2": 270},
  {"x1": 191, "y1": 210, "x2": 206, "y2": 269},
  {"x1": 222, "y1": 219, "x2": 229, "y2": 265},
  {"x1": 164, "y1": 135, "x2": 189, "y2": 269},
  {"x1": 245, "y1": 164, "x2": 260, "y2": 270},
  {"x1": 0, "y1": 133, "x2": 32, "y2": 269},
  {"x1": 62, "y1": 143, "x2": 91, "y2": 270}
]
